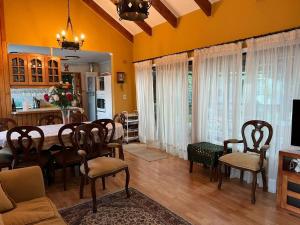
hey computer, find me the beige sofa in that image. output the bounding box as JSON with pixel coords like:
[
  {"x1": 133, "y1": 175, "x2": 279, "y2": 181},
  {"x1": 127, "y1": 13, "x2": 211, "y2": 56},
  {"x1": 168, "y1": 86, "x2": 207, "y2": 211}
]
[{"x1": 0, "y1": 166, "x2": 66, "y2": 225}]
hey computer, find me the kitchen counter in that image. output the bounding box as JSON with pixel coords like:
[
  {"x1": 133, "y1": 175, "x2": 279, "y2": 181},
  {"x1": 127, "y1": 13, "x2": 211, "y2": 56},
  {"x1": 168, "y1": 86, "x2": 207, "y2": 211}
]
[{"x1": 11, "y1": 107, "x2": 83, "y2": 115}]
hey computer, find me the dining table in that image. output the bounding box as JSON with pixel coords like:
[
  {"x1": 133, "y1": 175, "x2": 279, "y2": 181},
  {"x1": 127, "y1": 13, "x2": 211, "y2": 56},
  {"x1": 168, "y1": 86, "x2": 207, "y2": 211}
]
[{"x1": 0, "y1": 122, "x2": 124, "y2": 151}]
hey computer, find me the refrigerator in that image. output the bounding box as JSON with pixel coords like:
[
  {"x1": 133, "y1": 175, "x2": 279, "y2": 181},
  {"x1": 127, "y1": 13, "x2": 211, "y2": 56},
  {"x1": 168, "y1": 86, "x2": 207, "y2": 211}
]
[{"x1": 85, "y1": 72, "x2": 98, "y2": 121}]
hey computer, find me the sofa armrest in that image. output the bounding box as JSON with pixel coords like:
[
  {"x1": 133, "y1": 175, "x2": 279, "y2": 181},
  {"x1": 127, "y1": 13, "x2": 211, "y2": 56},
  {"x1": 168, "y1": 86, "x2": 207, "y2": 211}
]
[{"x1": 0, "y1": 166, "x2": 45, "y2": 203}]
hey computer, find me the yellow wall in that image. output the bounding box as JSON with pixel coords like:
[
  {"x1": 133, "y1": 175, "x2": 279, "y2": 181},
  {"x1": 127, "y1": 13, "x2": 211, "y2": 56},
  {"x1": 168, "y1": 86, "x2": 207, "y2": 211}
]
[
  {"x1": 4, "y1": 0, "x2": 136, "y2": 114},
  {"x1": 134, "y1": 0, "x2": 300, "y2": 61}
]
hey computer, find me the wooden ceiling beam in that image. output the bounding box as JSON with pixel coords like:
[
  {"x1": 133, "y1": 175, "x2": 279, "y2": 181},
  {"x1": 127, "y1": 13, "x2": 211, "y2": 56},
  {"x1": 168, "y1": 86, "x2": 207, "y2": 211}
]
[
  {"x1": 82, "y1": 0, "x2": 133, "y2": 42},
  {"x1": 134, "y1": 21, "x2": 152, "y2": 36},
  {"x1": 194, "y1": 0, "x2": 212, "y2": 16},
  {"x1": 151, "y1": 0, "x2": 178, "y2": 28}
]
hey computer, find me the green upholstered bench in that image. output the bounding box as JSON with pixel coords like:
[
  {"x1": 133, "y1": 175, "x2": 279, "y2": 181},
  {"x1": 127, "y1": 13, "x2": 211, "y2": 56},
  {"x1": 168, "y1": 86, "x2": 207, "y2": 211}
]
[{"x1": 187, "y1": 142, "x2": 231, "y2": 181}]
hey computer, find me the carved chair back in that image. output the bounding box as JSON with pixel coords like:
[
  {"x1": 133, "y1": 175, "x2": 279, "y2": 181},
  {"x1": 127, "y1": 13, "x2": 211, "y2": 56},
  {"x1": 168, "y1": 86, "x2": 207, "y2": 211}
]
[
  {"x1": 92, "y1": 119, "x2": 115, "y2": 144},
  {"x1": 0, "y1": 118, "x2": 17, "y2": 132},
  {"x1": 58, "y1": 123, "x2": 83, "y2": 152},
  {"x1": 6, "y1": 126, "x2": 44, "y2": 167},
  {"x1": 113, "y1": 113, "x2": 125, "y2": 125},
  {"x1": 75, "y1": 123, "x2": 108, "y2": 157},
  {"x1": 241, "y1": 120, "x2": 273, "y2": 157},
  {"x1": 38, "y1": 115, "x2": 63, "y2": 125},
  {"x1": 70, "y1": 111, "x2": 88, "y2": 123}
]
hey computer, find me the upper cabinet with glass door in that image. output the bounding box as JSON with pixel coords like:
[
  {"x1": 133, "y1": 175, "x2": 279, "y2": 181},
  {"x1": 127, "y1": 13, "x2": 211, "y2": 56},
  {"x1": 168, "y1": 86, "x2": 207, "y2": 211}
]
[
  {"x1": 8, "y1": 53, "x2": 61, "y2": 86},
  {"x1": 46, "y1": 56, "x2": 61, "y2": 84},
  {"x1": 28, "y1": 55, "x2": 46, "y2": 85},
  {"x1": 8, "y1": 54, "x2": 28, "y2": 85}
]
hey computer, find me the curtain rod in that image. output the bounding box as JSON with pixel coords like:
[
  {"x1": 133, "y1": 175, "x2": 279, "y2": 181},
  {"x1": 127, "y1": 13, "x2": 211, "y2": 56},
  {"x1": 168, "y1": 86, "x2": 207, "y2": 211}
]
[{"x1": 132, "y1": 26, "x2": 300, "y2": 64}]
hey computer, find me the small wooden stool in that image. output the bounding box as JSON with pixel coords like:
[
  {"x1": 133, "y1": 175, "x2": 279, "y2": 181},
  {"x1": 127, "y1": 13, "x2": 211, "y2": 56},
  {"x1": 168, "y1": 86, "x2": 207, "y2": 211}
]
[{"x1": 187, "y1": 142, "x2": 231, "y2": 181}]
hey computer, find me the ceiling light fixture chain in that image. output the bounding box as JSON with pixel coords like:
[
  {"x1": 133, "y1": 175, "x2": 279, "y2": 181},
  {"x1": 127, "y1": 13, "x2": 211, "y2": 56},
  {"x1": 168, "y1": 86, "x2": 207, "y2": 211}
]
[{"x1": 56, "y1": 0, "x2": 85, "y2": 51}]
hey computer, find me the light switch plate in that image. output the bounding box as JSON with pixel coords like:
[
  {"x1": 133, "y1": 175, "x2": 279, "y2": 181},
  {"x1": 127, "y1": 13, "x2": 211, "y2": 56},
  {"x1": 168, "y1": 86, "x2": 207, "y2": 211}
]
[{"x1": 123, "y1": 94, "x2": 127, "y2": 100}]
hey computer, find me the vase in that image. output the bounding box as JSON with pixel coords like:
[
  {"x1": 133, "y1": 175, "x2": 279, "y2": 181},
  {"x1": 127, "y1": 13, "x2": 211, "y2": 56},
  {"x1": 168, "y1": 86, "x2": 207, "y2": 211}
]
[{"x1": 61, "y1": 108, "x2": 70, "y2": 124}]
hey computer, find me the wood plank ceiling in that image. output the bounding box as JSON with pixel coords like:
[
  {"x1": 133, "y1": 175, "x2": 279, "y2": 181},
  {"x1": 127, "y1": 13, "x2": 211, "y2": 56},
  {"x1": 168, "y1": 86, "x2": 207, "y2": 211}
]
[{"x1": 84, "y1": 0, "x2": 221, "y2": 42}]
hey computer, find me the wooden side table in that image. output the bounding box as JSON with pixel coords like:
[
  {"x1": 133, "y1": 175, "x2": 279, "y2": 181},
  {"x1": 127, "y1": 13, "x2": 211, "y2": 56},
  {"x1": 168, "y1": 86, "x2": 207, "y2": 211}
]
[{"x1": 277, "y1": 149, "x2": 300, "y2": 215}]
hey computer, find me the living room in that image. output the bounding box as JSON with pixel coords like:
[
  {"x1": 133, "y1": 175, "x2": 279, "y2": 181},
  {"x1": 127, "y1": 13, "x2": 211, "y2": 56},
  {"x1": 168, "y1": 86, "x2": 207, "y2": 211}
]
[{"x1": 1, "y1": 0, "x2": 300, "y2": 225}]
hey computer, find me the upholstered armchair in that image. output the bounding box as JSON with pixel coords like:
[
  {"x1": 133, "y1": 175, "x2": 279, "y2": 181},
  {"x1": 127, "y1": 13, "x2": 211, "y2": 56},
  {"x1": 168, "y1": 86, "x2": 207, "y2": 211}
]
[{"x1": 218, "y1": 120, "x2": 273, "y2": 204}]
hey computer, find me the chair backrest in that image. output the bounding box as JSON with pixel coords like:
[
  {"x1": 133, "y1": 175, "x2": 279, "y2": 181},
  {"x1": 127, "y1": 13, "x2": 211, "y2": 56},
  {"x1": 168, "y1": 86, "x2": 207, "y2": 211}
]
[
  {"x1": 38, "y1": 115, "x2": 63, "y2": 126},
  {"x1": 6, "y1": 126, "x2": 44, "y2": 167},
  {"x1": 58, "y1": 123, "x2": 83, "y2": 152},
  {"x1": 92, "y1": 119, "x2": 115, "y2": 143},
  {"x1": 241, "y1": 120, "x2": 273, "y2": 155},
  {"x1": 74, "y1": 123, "x2": 108, "y2": 158},
  {"x1": 113, "y1": 113, "x2": 125, "y2": 125},
  {"x1": 70, "y1": 111, "x2": 88, "y2": 123},
  {"x1": 0, "y1": 118, "x2": 17, "y2": 132}
]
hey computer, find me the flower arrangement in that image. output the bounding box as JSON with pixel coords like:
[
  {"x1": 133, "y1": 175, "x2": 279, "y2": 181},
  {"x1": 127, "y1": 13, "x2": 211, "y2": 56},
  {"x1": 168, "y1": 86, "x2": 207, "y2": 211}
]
[{"x1": 44, "y1": 81, "x2": 78, "y2": 109}]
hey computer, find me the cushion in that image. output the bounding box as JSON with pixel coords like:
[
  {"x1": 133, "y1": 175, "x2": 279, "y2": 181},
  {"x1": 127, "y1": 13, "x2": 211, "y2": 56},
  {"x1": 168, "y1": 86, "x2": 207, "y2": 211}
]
[
  {"x1": 0, "y1": 183, "x2": 15, "y2": 213},
  {"x1": 219, "y1": 152, "x2": 267, "y2": 171},
  {"x1": 34, "y1": 217, "x2": 67, "y2": 225},
  {"x1": 0, "y1": 166, "x2": 45, "y2": 203},
  {"x1": 2, "y1": 197, "x2": 60, "y2": 225},
  {"x1": 0, "y1": 215, "x2": 4, "y2": 225},
  {"x1": 80, "y1": 157, "x2": 128, "y2": 178}
]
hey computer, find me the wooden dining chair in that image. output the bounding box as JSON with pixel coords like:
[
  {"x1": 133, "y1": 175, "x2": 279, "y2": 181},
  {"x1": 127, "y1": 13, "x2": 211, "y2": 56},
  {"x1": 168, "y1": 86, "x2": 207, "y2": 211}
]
[
  {"x1": 0, "y1": 118, "x2": 17, "y2": 171},
  {"x1": 75, "y1": 123, "x2": 130, "y2": 213},
  {"x1": 92, "y1": 119, "x2": 124, "y2": 159},
  {"x1": 53, "y1": 123, "x2": 83, "y2": 191},
  {"x1": 70, "y1": 111, "x2": 88, "y2": 123},
  {"x1": 38, "y1": 115, "x2": 63, "y2": 126},
  {"x1": 0, "y1": 118, "x2": 17, "y2": 132},
  {"x1": 218, "y1": 120, "x2": 273, "y2": 204},
  {"x1": 6, "y1": 126, "x2": 51, "y2": 182}
]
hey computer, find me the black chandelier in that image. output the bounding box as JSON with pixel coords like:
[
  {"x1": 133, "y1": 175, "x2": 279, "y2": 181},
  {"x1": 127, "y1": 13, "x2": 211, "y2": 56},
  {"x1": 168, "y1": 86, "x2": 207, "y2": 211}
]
[
  {"x1": 114, "y1": 0, "x2": 152, "y2": 21},
  {"x1": 56, "y1": 0, "x2": 85, "y2": 51}
]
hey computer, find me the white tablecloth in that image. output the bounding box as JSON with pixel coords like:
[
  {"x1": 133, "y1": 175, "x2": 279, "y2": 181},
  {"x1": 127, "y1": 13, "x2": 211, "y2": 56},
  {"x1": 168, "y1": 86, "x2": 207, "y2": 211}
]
[{"x1": 0, "y1": 123, "x2": 124, "y2": 150}]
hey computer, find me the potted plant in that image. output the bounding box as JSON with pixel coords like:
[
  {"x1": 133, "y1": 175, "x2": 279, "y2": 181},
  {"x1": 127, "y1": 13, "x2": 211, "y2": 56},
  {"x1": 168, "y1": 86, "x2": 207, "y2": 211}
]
[{"x1": 44, "y1": 81, "x2": 78, "y2": 124}]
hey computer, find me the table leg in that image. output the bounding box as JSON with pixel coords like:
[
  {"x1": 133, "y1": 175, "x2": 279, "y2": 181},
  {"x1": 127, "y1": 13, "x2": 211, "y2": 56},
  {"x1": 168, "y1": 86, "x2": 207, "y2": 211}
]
[{"x1": 189, "y1": 161, "x2": 193, "y2": 173}]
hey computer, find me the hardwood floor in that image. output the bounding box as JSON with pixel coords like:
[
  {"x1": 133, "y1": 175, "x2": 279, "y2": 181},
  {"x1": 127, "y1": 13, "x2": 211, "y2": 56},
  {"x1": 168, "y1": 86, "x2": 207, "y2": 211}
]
[{"x1": 46, "y1": 145, "x2": 300, "y2": 225}]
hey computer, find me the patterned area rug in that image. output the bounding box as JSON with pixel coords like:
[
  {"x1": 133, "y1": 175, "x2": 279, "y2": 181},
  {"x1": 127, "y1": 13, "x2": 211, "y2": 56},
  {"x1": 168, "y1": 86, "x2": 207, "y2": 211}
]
[{"x1": 60, "y1": 188, "x2": 191, "y2": 225}]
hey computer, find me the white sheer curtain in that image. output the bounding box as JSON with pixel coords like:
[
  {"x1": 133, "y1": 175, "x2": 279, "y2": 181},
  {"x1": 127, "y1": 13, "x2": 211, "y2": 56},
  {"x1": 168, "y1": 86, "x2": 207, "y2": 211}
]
[
  {"x1": 134, "y1": 60, "x2": 156, "y2": 144},
  {"x1": 155, "y1": 53, "x2": 190, "y2": 159},
  {"x1": 244, "y1": 30, "x2": 300, "y2": 192},
  {"x1": 192, "y1": 43, "x2": 243, "y2": 145}
]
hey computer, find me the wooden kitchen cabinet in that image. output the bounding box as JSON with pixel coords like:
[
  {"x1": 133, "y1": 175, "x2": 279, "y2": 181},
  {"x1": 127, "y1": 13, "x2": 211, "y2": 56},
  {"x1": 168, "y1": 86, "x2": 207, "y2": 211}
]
[
  {"x1": 8, "y1": 53, "x2": 61, "y2": 86},
  {"x1": 28, "y1": 54, "x2": 46, "y2": 85},
  {"x1": 46, "y1": 56, "x2": 61, "y2": 84},
  {"x1": 8, "y1": 54, "x2": 28, "y2": 85}
]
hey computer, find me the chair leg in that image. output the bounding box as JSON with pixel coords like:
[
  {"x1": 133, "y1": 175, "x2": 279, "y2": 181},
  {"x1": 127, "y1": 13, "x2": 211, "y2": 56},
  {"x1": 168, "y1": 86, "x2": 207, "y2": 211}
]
[
  {"x1": 119, "y1": 146, "x2": 125, "y2": 160},
  {"x1": 189, "y1": 161, "x2": 193, "y2": 173},
  {"x1": 227, "y1": 166, "x2": 231, "y2": 178},
  {"x1": 91, "y1": 179, "x2": 97, "y2": 213},
  {"x1": 251, "y1": 172, "x2": 257, "y2": 204},
  {"x1": 240, "y1": 170, "x2": 244, "y2": 183},
  {"x1": 261, "y1": 169, "x2": 268, "y2": 192},
  {"x1": 101, "y1": 177, "x2": 106, "y2": 190},
  {"x1": 63, "y1": 167, "x2": 66, "y2": 191},
  {"x1": 125, "y1": 168, "x2": 130, "y2": 198},
  {"x1": 218, "y1": 163, "x2": 223, "y2": 190},
  {"x1": 79, "y1": 174, "x2": 85, "y2": 199}
]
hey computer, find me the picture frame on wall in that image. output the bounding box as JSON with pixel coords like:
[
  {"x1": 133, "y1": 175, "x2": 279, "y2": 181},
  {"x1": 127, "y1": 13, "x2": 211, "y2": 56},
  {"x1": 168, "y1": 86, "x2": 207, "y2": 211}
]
[{"x1": 117, "y1": 72, "x2": 125, "y2": 83}]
